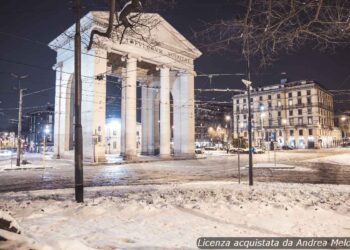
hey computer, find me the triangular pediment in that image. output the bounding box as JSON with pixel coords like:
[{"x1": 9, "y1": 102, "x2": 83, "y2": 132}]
[{"x1": 90, "y1": 11, "x2": 201, "y2": 59}]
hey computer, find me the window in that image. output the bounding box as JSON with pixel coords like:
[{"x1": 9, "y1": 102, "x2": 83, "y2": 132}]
[
  {"x1": 269, "y1": 119, "x2": 273, "y2": 127},
  {"x1": 244, "y1": 115, "x2": 247, "y2": 120},
  {"x1": 298, "y1": 117, "x2": 303, "y2": 125},
  {"x1": 288, "y1": 92, "x2": 292, "y2": 98},
  {"x1": 298, "y1": 91, "x2": 301, "y2": 97},
  {"x1": 309, "y1": 129, "x2": 313, "y2": 136},
  {"x1": 268, "y1": 95, "x2": 272, "y2": 100},
  {"x1": 279, "y1": 130, "x2": 282, "y2": 136},
  {"x1": 243, "y1": 98, "x2": 246, "y2": 103},
  {"x1": 236, "y1": 99, "x2": 239, "y2": 104},
  {"x1": 288, "y1": 99, "x2": 293, "y2": 106},
  {"x1": 289, "y1": 110, "x2": 293, "y2": 116},
  {"x1": 307, "y1": 97, "x2": 312, "y2": 105},
  {"x1": 308, "y1": 117, "x2": 313, "y2": 125},
  {"x1": 236, "y1": 106, "x2": 240, "y2": 112},
  {"x1": 307, "y1": 90, "x2": 311, "y2": 96},
  {"x1": 259, "y1": 96, "x2": 263, "y2": 101},
  {"x1": 278, "y1": 118, "x2": 281, "y2": 126},
  {"x1": 298, "y1": 109, "x2": 302, "y2": 115},
  {"x1": 113, "y1": 141, "x2": 117, "y2": 149},
  {"x1": 268, "y1": 102, "x2": 272, "y2": 108},
  {"x1": 299, "y1": 130, "x2": 303, "y2": 136},
  {"x1": 250, "y1": 98, "x2": 253, "y2": 103},
  {"x1": 278, "y1": 111, "x2": 281, "y2": 117},
  {"x1": 277, "y1": 94, "x2": 281, "y2": 99},
  {"x1": 290, "y1": 130, "x2": 294, "y2": 136},
  {"x1": 298, "y1": 98, "x2": 302, "y2": 105},
  {"x1": 277, "y1": 100, "x2": 282, "y2": 107},
  {"x1": 289, "y1": 118, "x2": 294, "y2": 125},
  {"x1": 307, "y1": 107, "x2": 312, "y2": 114}
]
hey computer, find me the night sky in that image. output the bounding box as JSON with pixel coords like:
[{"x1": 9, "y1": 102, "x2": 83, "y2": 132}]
[{"x1": 0, "y1": 0, "x2": 349, "y2": 130}]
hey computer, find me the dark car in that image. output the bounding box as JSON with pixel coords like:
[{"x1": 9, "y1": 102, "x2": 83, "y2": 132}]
[{"x1": 282, "y1": 145, "x2": 294, "y2": 150}]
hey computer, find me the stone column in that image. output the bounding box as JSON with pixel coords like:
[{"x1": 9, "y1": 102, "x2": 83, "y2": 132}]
[
  {"x1": 120, "y1": 68, "x2": 126, "y2": 157},
  {"x1": 152, "y1": 80, "x2": 160, "y2": 155},
  {"x1": 141, "y1": 84, "x2": 149, "y2": 155},
  {"x1": 124, "y1": 56, "x2": 137, "y2": 160},
  {"x1": 159, "y1": 67, "x2": 171, "y2": 158},
  {"x1": 178, "y1": 71, "x2": 196, "y2": 157},
  {"x1": 81, "y1": 48, "x2": 107, "y2": 163}
]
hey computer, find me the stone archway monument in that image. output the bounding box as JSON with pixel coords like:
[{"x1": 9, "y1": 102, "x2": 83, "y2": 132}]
[{"x1": 50, "y1": 11, "x2": 202, "y2": 162}]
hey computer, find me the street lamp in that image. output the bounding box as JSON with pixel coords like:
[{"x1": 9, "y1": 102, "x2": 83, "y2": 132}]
[
  {"x1": 282, "y1": 119, "x2": 287, "y2": 146},
  {"x1": 241, "y1": 79, "x2": 253, "y2": 186},
  {"x1": 43, "y1": 125, "x2": 50, "y2": 162},
  {"x1": 225, "y1": 115, "x2": 232, "y2": 144}
]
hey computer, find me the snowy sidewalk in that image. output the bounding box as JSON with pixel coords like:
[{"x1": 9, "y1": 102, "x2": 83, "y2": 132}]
[{"x1": 0, "y1": 181, "x2": 349, "y2": 249}]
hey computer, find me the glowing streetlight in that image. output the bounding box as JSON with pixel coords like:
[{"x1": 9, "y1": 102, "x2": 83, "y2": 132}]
[{"x1": 225, "y1": 115, "x2": 231, "y2": 122}]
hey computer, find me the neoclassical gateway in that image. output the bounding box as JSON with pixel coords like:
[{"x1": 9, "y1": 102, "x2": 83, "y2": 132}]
[{"x1": 49, "y1": 12, "x2": 201, "y2": 162}]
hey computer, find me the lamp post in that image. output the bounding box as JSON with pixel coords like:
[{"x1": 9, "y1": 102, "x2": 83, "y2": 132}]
[
  {"x1": 11, "y1": 73, "x2": 28, "y2": 167},
  {"x1": 43, "y1": 125, "x2": 50, "y2": 163},
  {"x1": 341, "y1": 116, "x2": 347, "y2": 145},
  {"x1": 260, "y1": 112, "x2": 266, "y2": 148},
  {"x1": 282, "y1": 119, "x2": 287, "y2": 146},
  {"x1": 242, "y1": 79, "x2": 253, "y2": 186},
  {"x1": 225, "y1": 115, "x2": 231, "y2": 144}
]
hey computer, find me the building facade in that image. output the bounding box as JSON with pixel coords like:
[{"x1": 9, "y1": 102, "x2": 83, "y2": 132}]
[
  {"x1": 106, "y1": 118, "x2": 142, "y2": 155},
  {"x1": 195, "y1": 102, "x2": 232, "y2": 147},
  {"x1": 233, "y1": 80, "x2": 341, "y2": 149},
  {"x1": 27, "y1": 107, "x2": 55, "y2": 152},
  {"x1": 334, "y1": 113, "x2": 350, "y2": 141},
  {"x1": 0, "y1": 132, "x2": 16, "y2": 149}
]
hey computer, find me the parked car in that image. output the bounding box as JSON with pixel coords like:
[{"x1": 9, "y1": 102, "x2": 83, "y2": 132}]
[
  {"x1": 242, "y1": 147, "x2": 265, "y2": 154},
  {"x1": 282, "y1": 145, "x2": 294, "y2": 150},
  {"x1": 229, "y1": 147, "x2": 239, "y2": 153},
  {"x1": 254, "y1": 148, "x2": 265, "y2": 154},
  {"x1": 195, "y1": 147, "x2": 204, "y2": 154},
  {"x1": 204, "y1": 146, "x2": 216, "y2": 151},
  {"x1": 0, "y1": 150, "x2": 12, "y2": 157}
]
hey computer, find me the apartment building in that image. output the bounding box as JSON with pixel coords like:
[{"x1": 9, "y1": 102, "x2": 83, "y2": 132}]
[{"x1": 232, "y1": 80, "x2": 341, "y2": 149}]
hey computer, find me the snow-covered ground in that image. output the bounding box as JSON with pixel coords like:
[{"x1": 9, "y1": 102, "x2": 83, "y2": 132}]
[
  {"x1": 1, "y1": 181, "x2": 349, "y2": 249},
  {"x1": 305, "y1": 153, "x2": 350, "y2": 166}
]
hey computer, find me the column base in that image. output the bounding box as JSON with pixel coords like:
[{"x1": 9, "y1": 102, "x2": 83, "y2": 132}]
[
  {"x1": 159, "y1": 154, "x2": 172, "y2": 160},
  {"x1": 123, "y1": 155, "x2": 137, "y2": 161},
  {"x1": 174, "y1": 153, "x2": 196, "y2": 159}
]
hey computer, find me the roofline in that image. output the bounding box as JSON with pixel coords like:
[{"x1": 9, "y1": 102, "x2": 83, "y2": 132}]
[{"x1": 232, "y1": 80, "x2": 332, "y2": 98}]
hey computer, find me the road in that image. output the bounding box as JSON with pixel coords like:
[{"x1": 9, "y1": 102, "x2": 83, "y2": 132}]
[{"x1": 0, "y1": 148, "x2": 349, "y2": 192}]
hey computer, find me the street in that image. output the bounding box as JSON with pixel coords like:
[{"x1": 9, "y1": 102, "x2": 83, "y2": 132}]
[{"x1": 0, "y1": 148, "x2": 349, "y2": 192}]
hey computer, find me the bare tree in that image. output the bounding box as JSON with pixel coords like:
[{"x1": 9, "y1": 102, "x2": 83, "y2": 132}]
[
  {"x1": 195, "y1": 0, "x2": 350, "y2": 65},
  {"x1": 87, "y1": 0, "x2": 174, "y2": 50}
]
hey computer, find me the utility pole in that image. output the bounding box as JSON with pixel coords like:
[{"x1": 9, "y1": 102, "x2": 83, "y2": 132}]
[
  {"x1": 74, "y1": 0, "x2": 84, "y2": 203},
  {"x1": 16, "y1": 89, "x2": 23, "y2": 167},
  {"x1": 56, "y1": 62, "x2": 63, "y2": 159},
  {"x1": 11, "y1": 73, "x2": 28, "y2": 167}
]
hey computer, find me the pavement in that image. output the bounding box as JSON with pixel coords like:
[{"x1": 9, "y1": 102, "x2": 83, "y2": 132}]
[{"x1": 0, "y1": 148, "x2": 349, "y2": 192}]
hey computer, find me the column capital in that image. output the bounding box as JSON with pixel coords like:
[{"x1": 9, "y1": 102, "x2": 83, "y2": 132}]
[
  {"x1": 121, "y1": 54, "x2": 138, "y2": 62},
  {"x1": 156, "y1": 65, "x2": 172, "y2": 71},
  {"x1": 176, "y1": 70, "x2": 197, "y2": 77}
]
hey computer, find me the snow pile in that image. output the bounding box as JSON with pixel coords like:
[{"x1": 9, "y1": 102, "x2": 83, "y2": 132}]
[
  {"x1": 0, "y1": 210, "x2": 21, "y2": 234},
  {"x1": 0, "y1": 182, "x2": 349, "y2": 249},
  {"x1": 244, "y1": 163, "x2": 314, "y2": 172},
  {"x1": 305, "y1": 154, "x2": 350, "y2": 166}
]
